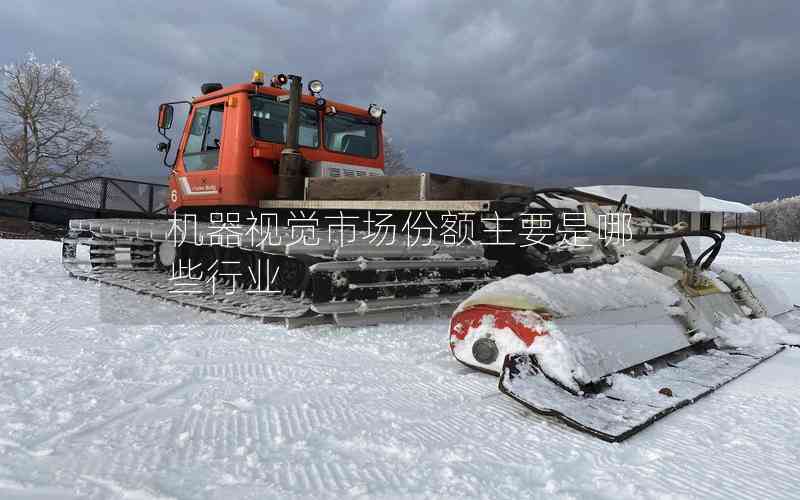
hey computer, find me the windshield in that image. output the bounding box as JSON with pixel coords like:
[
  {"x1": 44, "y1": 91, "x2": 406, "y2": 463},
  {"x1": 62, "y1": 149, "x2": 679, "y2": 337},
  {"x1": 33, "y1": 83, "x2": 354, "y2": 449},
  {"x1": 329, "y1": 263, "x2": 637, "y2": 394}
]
[
  {"x1": 250, "y1": 95, "x2": 319, "y2": 147},
  {"x1": 324, "y1": 113, "x2": 380, "y2": 158}
]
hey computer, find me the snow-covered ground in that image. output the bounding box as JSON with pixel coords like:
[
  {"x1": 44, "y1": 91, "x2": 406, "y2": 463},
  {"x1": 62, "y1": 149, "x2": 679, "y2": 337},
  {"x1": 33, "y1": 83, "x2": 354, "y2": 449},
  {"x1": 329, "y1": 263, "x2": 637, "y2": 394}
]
[{"x1": 0, "y1": 234, "x2": 798, "y2": 499}]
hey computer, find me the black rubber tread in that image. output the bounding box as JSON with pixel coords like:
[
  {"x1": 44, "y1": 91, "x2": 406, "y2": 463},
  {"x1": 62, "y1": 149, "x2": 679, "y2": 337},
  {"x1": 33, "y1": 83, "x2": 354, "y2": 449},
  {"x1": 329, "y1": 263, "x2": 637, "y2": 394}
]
[{"x1": 62, "y1": 232, "x2": 490, "y2": 321}]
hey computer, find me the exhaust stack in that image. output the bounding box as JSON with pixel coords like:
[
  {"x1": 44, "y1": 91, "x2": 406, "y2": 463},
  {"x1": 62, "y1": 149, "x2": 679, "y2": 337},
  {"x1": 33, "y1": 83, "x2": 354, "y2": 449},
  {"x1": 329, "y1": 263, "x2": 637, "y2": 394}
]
[{"x1": 276, "y1": 74, "x2": 305, "y2": 199}]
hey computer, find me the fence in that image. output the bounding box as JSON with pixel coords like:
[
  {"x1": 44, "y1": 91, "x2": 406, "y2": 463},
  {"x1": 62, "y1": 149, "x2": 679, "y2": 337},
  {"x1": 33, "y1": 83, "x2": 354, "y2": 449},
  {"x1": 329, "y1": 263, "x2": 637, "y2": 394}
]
[
  {"x1": 10, "y1": 177, "x2": 169, "y2": 216},
  {"x1": 722, "y1": 211, "x2": 767, "y2": 238}
]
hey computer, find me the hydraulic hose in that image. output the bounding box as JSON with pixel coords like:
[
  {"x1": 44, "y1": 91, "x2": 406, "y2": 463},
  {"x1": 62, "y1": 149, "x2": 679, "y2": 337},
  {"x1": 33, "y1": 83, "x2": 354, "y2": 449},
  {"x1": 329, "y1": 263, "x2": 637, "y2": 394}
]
[
  {"x1": 631, "y1": 230, "x2": 724, "y2": 270},
  {"x1": 679, "y1": 240, "x2": 694, "y2": 267},
  {"x1": 693, "y1": 230, "x2": 725, "y2": 270},
  {"x1": 497, "y1": 188, "x2": 727, "y2": 271}
]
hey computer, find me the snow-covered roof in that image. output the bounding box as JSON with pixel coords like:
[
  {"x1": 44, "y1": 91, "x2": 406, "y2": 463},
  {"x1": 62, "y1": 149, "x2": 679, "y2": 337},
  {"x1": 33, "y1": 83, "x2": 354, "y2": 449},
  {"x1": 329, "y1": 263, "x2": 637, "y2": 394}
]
[
  {"x1": 576, "y1": 185, "x2": 757, "y2": 214},
  {"x1": 700, "y1": 195, "x2": 758, "y2": 214}
]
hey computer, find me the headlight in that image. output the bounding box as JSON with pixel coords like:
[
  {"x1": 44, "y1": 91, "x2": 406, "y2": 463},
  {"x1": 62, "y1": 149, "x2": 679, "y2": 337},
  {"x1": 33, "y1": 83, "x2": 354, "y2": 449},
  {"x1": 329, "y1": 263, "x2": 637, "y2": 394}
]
[
  {"x1": 368, "y1": 104, "x2": 385, "y2": 119},
  {"x1": 271, "y1": 74, "x2": 287, "y2": 87},
  {"x1": 314, "y1": 97, "x2": 327, "y2": 108},
  {"x1": 308, "y1": 80, "x2": 324, "y2": 94}
]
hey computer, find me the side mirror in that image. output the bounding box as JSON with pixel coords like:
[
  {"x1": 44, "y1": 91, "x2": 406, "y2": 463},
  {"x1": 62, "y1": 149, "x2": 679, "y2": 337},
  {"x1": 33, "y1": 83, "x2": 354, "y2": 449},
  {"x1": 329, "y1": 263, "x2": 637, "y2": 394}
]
[{"x1": 157, "y1": 103, "x2": 174, "y2": 130}]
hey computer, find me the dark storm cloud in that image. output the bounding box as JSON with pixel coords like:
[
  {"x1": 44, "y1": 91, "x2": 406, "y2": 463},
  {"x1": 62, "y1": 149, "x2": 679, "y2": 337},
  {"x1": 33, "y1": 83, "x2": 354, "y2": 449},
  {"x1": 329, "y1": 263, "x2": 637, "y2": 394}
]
[{"x1": 2, "y1": 0, "x2": 798, "y2": 202}]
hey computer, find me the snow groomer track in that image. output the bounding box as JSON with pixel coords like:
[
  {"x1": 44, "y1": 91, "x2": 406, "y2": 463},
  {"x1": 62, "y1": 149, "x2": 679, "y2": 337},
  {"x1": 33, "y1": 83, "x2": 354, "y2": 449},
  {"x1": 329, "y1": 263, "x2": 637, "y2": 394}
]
[{"x1": 63, "y1": 218, "x2": 490, "y2": 327}]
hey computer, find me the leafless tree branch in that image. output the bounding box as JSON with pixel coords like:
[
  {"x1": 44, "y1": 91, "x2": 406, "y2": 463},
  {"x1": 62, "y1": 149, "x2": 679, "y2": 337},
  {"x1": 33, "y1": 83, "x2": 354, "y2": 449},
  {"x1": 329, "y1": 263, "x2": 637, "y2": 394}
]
[
  {"x1": 383, "y1": 134, "x2": 416, "y2": 176},
  {"x1": 0, "y1": 53, "x2": 110, "y2": 191}
]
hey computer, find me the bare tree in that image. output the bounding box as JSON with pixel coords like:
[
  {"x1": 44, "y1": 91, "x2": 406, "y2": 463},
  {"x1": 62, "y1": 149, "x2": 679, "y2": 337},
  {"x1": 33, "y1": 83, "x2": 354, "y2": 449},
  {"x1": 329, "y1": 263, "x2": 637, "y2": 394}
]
[
  {"x1": 0, "y1": 53, "x2": 110, "y2": 191},
  {"x1": 383, "y1": 133, "x2": 416, "y2": 176}
]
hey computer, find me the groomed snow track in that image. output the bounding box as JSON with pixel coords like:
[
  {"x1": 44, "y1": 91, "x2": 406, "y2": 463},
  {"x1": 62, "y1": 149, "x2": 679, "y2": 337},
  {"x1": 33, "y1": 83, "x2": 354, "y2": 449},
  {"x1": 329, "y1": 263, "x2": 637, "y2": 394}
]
[{"x1": 2, "y1": 237, "x2": 800, "y2": 498}]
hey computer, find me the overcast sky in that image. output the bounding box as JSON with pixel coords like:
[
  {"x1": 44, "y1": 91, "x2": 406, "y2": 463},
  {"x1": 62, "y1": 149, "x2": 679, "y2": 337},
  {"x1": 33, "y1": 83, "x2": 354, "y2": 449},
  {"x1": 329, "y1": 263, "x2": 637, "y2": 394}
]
[{"x1": 2, "y1": 0, "x2": 799, "y2": 202}]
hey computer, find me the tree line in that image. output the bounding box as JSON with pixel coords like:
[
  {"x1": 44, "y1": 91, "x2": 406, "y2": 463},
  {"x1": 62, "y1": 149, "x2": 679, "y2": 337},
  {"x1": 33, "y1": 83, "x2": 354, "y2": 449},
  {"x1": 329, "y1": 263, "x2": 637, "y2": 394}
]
[{"x1": 747, "y1": 196, "x2": 800, "y2": 242}]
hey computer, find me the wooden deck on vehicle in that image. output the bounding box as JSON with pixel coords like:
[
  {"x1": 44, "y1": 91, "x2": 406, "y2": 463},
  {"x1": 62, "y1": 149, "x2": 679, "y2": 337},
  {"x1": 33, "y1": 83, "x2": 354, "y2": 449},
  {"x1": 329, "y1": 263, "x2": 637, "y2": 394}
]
[{"x1": 301, "y1": 172, "x2": 532, "y2": 202}]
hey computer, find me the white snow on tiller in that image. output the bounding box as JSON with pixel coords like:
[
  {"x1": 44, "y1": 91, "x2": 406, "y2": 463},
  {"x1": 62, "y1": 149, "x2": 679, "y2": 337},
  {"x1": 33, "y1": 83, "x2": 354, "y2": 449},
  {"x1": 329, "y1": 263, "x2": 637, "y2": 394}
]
[{"x1": 450, "y1": 257, "x2": 800, "y2": 441}]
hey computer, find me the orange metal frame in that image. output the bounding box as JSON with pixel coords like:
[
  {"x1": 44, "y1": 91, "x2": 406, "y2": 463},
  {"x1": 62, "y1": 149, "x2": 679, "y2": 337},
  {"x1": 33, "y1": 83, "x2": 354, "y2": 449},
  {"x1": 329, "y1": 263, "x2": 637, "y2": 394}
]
[{"x1": 167, "y1": 83, "x2": 385, "y2": 211}]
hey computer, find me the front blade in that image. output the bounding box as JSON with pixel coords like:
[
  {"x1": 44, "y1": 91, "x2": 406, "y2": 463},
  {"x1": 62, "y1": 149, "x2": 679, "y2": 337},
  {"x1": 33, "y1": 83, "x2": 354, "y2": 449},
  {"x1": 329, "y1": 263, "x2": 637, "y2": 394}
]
[{"x1": 499, "y1": 344, "x2": 785, "y2": 442}]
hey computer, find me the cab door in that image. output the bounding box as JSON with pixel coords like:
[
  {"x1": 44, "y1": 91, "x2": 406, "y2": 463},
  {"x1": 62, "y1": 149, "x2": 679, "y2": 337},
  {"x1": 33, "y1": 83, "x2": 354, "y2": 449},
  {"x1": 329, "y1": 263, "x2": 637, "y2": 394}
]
[{"x1": 176, "y1": 102, "x2": 224, "y2": 204}]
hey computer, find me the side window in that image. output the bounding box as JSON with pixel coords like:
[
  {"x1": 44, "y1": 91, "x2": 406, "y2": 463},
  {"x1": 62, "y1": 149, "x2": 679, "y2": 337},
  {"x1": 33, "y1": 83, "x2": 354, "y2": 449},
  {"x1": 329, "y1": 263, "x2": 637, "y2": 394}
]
[
  {"x1": 251, "y1": 96, "x2": 319, "y2": 148},
  {"x1": 184, "y1": 104, "x2": 224, "y2": 171},
  {"x1": 206, "y1": 107, "x2": 223, "y2": 150},
  {"x1": 297, "y1": 109, "x2": 319, "y2": 148},
  {"x1": 323, "y1": 113, "x2": 379, "y2": 158}
]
